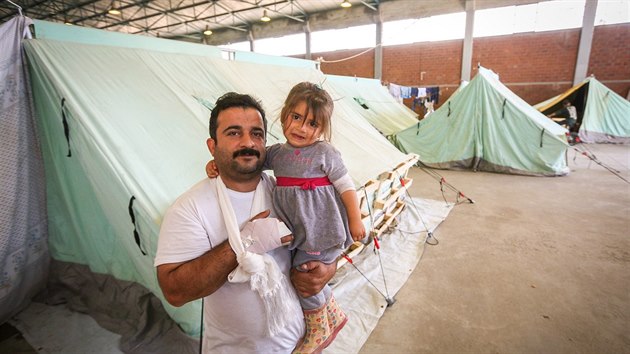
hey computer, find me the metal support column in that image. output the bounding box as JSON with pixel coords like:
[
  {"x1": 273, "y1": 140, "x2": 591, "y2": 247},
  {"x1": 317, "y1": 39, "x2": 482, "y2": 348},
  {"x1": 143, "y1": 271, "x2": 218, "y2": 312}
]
[
  {"x1": 305, "y1": 20, "x2": 312, "y2": 61},
  {"x1": 460, "y1": 0, "x2": 475, "y2": 82},
  {"x1": 573, "y1": 0, "x2": 598, "y2": 85},
  {"x1": 374, "y1": 6, "x2": 383, "y2": 80}
]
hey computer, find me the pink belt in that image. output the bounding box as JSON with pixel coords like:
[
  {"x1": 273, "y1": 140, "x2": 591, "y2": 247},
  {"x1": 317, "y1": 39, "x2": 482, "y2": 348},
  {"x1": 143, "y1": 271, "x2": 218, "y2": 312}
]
[{"x1": 276, "y1": 176, "x2": 332, "y2": 190}]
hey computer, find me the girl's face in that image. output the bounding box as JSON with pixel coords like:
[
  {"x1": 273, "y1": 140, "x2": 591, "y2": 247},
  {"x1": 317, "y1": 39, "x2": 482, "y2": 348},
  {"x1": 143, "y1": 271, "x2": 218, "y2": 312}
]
[{"x1": 283, "y1": 100, "x2": 322, "y2": 148}]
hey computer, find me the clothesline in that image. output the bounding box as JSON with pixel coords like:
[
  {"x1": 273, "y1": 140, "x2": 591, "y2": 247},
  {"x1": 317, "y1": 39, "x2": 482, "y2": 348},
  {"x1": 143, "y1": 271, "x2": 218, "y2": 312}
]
[
  {"x1": 316, "y1": 44, "x2": 383, "y2": 64},
  {"x1": 387, "y1": 82, "x2": 440, "y2": 104}
]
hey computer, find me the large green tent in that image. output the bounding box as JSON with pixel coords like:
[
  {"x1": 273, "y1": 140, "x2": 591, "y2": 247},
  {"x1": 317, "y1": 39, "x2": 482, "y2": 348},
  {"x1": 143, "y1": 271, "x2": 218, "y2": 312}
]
[
  {"x1": 21, "y1": 20, "x2": 413, "y2": 337},
  {"x1": 393, "y1": 67, "x2": 570, "y2": 176},
  {"x1": 535, "y1": 77, "x2": 630, "y2": 144}
]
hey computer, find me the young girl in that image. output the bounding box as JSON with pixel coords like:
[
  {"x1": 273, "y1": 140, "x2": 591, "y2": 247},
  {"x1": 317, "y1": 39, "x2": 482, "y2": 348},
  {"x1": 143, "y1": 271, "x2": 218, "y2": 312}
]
[{"x1": 208, "y1": 82, "x2": 365, "y2": 353}]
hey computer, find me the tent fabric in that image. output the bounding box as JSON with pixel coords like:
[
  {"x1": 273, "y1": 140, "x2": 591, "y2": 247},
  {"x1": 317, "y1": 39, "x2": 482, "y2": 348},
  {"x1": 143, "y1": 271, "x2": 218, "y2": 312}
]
[
  {"x1": 325, "y1": 75, "x2": 419, "y2": 137},
  {"x1": 22, "y1": 20, "x2": 412, "y2": 336},
  {"x1": 535, "y1": 77, "x2": 630, "y2": 144},
  {"x1": 10, "y1": 197, "x2": 453, "y2": 354},
  {"x1": 42, "y1": 260, "x2": 199, "y2": 353},
  {"x1": 0, "y1": 16, "x2": 49, "y2": 323},
  {"x1": 393, "y1": 67, "x2": 570, "y2": 177}
]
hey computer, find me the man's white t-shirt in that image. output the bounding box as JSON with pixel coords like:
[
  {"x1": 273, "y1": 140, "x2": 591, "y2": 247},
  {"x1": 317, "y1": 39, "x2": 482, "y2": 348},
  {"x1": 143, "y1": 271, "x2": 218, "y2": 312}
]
[
  {"x1": 567, "y1": 105, "x2": 577, "y2": 121},
  {"x1": 155, "y1": 175, "x2": 304, "y2": 353}
]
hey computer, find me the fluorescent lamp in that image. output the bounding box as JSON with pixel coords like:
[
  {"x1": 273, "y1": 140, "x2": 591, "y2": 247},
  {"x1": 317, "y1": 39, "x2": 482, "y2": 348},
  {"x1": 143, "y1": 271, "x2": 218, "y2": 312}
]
[{"x1": 340, "y1": 0, "x2": 352, "y2": 8}]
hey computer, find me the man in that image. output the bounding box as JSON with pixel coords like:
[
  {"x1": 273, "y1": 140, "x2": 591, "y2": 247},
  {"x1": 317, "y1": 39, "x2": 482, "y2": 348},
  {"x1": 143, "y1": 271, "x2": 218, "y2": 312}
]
[
  {"x1": 155, "y1": 92, "x2": 336, "y2": 352},
  {"x1": 549, "y1": 99, "x2": 578, "y2": 130}
]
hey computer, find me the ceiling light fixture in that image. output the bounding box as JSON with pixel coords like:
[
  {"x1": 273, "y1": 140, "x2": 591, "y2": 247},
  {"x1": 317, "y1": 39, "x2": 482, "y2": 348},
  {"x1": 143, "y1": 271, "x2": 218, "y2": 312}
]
[
  {"x1": 261, "y1": 9, "x2": 271, "y2": 22},
  {"x1": 203, "y1": 25, "x2": 212, "y2": 36},
  {"x1": 340, "y1": 0, "x2": 352, "y2": 8},
  {"x1": 108, "y1": 1, "x2": 121, "y2": 15}
]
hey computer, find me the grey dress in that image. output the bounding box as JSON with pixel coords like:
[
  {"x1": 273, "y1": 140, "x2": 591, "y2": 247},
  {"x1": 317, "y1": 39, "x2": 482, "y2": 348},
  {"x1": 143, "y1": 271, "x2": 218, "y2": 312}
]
[{"x1": 265, "y1": 141, "x2": 354, "y2": 260}]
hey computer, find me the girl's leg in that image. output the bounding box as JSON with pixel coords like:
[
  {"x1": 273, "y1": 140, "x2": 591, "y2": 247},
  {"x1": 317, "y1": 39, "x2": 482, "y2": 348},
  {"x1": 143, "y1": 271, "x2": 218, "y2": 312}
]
[{"x1": 293, "y1": 249, "x2": 339, "y2": 353}]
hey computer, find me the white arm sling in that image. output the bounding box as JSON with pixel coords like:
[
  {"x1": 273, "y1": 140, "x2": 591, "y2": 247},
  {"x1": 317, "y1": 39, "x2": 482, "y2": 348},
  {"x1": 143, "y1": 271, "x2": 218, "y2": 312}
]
[{"x1": 215, "y1": 176, "x2": 300, "y2": 336}]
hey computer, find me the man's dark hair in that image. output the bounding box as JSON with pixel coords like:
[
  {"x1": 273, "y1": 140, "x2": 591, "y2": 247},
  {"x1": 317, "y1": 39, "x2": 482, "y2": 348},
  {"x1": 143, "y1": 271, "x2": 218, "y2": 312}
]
[{"x1": 209, "y1": 92, "x2": 267, "y2": 141}]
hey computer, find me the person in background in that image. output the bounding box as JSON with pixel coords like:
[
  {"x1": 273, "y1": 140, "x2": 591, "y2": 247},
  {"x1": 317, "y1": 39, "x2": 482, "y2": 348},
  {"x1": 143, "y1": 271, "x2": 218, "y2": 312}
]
[
  {"x1": 155, "y1": 92, "x2": 336, "y2": 353},
  {"x1": 549, "y1": 99, "x2": 578, "y2": 130}
]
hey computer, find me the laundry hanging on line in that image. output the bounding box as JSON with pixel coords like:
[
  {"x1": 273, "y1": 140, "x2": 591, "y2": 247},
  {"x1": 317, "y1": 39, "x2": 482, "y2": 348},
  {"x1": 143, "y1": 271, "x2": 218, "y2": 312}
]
[{"x1": 387, "y1": 83, "x2": 439, "y2": 105}]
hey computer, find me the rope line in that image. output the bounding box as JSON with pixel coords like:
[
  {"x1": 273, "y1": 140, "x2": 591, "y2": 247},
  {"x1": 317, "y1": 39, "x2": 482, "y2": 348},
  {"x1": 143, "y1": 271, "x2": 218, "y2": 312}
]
[
  {"x1": 572, "y1": 144, "x2": 629, "y2": 184},
  {"x1": 416, "y1": 162, "x2": 475, "y2": 205},
  {"x1": 317, "y1": 44, "x2": 381, "y2": 64}
]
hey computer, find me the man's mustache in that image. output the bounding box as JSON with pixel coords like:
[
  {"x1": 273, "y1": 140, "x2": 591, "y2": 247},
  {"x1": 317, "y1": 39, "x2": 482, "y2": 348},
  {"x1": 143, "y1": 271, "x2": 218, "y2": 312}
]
[{"x1": 233, "y1": 148, "x2": 260, "y2": 159}]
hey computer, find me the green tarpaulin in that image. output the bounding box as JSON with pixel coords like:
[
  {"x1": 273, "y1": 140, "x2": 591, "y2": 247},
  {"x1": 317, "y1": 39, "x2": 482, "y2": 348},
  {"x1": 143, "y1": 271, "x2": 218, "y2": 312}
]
[{"x1": 393, "y1": 67, "x2": 569, "y2": 176}]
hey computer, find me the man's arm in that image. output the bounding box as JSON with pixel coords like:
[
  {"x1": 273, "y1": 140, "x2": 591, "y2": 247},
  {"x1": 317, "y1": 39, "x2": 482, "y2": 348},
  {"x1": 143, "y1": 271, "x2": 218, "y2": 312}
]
[
  {"x1": 157, "y1": 240, "x2": 237, "y2": 307},
  {"x1": 157, "y1": 210, "x2": 293, "y2": 307},
  {"x1": 291, "y1": 261, "x2": 337, "y2": 298}
]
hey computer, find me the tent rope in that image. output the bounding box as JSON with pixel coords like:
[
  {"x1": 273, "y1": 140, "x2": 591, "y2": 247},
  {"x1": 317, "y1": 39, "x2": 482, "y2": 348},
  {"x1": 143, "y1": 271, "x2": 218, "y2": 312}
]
[
  {"x1": 347, "y1": 189, "x2": 396, "y2": 306},
  {"x1": 316, "y1": 44, "x2": 381, "y2": 64},
  {"x1": 341, "y1": 252, "x2": 393, "y2": 305},
  {"x1": 571, "y1": 145, "x2": 629, "y2": 184},
  {"x1": 415, "y1": 162, "x2": 475, "y2": 205}
]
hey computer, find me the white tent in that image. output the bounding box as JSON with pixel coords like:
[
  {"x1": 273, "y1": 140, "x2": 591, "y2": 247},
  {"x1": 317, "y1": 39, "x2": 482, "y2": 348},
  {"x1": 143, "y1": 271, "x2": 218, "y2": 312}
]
[{"x1": 21, "y1": 19, "x2": 413, "y2": 338}]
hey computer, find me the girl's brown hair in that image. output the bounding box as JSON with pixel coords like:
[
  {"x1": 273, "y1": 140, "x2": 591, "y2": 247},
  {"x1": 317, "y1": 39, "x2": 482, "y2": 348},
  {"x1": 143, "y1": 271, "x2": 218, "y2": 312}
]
[{"x1": 280, "y1": 82, "x2": 334, "y2": 142}]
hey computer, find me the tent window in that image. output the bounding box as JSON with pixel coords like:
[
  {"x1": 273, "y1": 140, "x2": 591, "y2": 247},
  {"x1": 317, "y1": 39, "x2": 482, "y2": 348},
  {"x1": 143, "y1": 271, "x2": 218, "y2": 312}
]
[
  {"x1": 353, "y1": 97, "x2": 370, "y2": 110},
  {"x1": 61, "y1": 98, "x2": 71, "y2": 157},
  {"x1": 128, "y1": 196, "x2": 146, "y2": 255},
  {"x1": 194, "y1": 96, "x2": 215, "y2": 111}
]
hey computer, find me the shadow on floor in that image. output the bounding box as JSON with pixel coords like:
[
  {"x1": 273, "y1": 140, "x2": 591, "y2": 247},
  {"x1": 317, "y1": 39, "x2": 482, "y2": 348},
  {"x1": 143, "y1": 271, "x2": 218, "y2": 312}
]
[{"x1": 0, "y1": 322, "x2": 37, "y2": 353}]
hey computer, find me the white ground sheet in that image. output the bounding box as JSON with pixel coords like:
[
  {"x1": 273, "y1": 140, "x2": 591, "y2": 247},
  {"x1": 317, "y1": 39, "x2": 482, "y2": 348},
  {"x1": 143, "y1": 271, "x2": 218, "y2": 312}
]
[
  {"x1": 10, "y1": 197, "x2": 452, "y2": 354},
  {"x1": 327, "y1": 197, "x2": 453, "y2": 353}
]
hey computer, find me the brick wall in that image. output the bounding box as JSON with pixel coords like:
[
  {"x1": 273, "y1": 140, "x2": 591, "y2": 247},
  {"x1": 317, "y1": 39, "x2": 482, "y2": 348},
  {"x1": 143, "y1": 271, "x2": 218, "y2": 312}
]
[{"x1": 309, "y1": 23, "x2": 630, "y2": 109}]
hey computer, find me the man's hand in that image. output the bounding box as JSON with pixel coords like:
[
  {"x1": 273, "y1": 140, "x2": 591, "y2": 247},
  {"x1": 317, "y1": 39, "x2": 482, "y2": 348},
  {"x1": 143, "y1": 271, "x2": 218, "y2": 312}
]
[
  {"x1": 290, "y1": 261, "x2": 337, "y2": 298},
  {"x1": 240, "y1": 210, "x2": 293, "y2": 254}
]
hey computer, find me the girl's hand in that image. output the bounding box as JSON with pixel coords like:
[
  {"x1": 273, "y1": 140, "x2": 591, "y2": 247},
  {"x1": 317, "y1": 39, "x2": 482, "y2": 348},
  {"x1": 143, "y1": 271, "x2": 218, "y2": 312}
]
[
  {"x1": 349, "y1": 219, "x2": 366, "y2": 242},
  {"x1": 206, "y1": 160, "x2": 219, "y2": 178}
]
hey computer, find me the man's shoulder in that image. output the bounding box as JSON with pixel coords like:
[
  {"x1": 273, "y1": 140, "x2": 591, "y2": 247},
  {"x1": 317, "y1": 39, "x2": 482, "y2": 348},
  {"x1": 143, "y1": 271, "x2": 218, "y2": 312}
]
[
  {"x1": 260, "y1": 173, "x2": 276, "y2": 192},
  {"x1": 170, "y1": 178, "x2": 217, "y2": 208},
  {"x1": 171, "y1": 175, "x2": 275, "y2": 207}
]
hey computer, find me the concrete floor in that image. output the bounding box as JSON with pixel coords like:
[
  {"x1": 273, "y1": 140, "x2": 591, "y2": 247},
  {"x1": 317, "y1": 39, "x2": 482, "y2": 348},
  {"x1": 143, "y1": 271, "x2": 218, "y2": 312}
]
[
  {"x1": 360, "y1": 143, "x2": 630, "y2": 354},
  {"x1": 1, "y1": 144, "x2": 628, "y2": 354}
]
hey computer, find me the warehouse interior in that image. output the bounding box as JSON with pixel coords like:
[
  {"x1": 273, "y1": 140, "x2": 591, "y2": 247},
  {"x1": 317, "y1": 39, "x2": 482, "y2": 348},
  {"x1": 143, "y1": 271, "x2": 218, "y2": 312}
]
[{"x1": 1, "y1": 0, "x2": 628, "y2": 353}]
